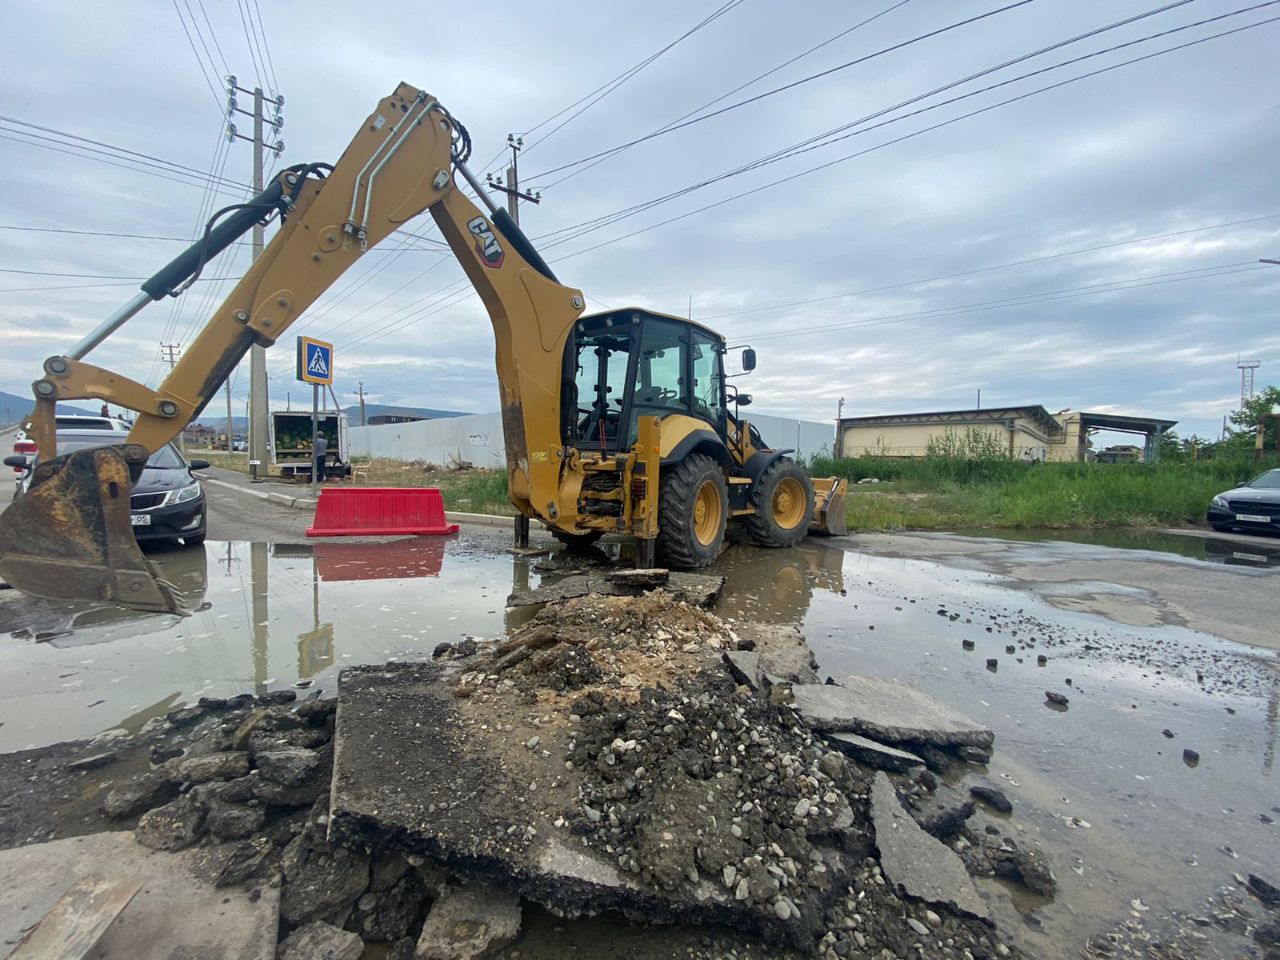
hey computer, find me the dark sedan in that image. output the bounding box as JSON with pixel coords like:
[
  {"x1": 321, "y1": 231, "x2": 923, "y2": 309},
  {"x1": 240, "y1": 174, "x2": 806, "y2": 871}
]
[
  {"x1": 6, "y1": 431, "x2": 209, "y2": 546},
  {"x1": 1207, "y1": 468, "x2": 1280, "y2": 534}
]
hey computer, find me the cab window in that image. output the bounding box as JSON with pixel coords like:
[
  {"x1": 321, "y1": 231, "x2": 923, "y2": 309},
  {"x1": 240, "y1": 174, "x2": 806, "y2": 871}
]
[
  {"x1": 571, "y1": 328, "x2": 632, "y2": 448},
  {"x1": 631, "y1": 320, "x2": 688, "y2": 419},
  {"x1": 690, "y1": 331, "x2": 724, "y2": 428}
]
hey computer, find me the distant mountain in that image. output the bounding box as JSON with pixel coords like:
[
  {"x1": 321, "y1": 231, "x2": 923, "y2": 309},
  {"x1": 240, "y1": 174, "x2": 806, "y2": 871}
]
[{"x1": 0, "y1": 389, "x2": 98, "y2": 426}]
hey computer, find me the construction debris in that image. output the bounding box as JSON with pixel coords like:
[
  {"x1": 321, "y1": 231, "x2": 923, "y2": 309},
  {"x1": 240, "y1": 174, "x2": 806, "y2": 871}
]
[
  {"x1": 0, "y1": 570, "x2": 1039, "y2": 959},
  {"x1": 869, "y1": 772, "x2": 989, "y2": 920},
  {"x1": 824, "y1": 731, "x2": 926, "y2": 775},
  {"x1": 792, "y1": 675, "x2": 994, "y2": 748}
]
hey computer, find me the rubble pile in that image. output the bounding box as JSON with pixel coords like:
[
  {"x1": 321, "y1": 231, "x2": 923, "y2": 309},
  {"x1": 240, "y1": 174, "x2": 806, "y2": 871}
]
[{"x1": 8, "y1": 579, "x2": 1108, "y2": 958}]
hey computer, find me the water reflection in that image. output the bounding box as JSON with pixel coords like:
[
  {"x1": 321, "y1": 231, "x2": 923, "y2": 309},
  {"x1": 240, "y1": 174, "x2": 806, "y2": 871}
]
[
  {"x1": 957, "y1": 527, "x2": 1280, "y2": 567},
  {"x1": 711, "y1": 539, "x2": 846, "y2": 624}
]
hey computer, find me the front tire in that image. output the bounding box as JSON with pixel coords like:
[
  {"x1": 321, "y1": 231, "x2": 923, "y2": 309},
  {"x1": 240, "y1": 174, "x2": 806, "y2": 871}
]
[
  {"x1": 657, "y1": 453, "x2": 727, "y2": 569},
  {"x1": 742, "y1": 458, "x2": 814, "y2": 548}
]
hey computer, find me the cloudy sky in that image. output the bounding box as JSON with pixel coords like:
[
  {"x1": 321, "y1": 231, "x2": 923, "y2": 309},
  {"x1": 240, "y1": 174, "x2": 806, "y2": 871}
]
[{"x1": 2, "y1": 0, "x2": 1277, "y2": 446}]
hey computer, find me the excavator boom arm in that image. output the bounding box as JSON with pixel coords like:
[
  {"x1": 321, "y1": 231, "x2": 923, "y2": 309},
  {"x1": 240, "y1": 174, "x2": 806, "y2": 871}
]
[{"x1": 0, "y1": 83, "x2": 584, "y2": 610}]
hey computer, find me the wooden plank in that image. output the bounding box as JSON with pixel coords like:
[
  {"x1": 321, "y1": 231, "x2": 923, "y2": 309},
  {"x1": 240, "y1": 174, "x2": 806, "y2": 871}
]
[{"x1": 7, "y1": 875, "x2": 142, "y2": 960}]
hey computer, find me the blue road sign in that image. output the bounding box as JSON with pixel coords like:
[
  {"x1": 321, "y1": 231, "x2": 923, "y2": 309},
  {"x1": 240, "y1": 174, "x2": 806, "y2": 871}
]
[{"x1": 297, "y1": 336, "x2": 333, "y2": 385}]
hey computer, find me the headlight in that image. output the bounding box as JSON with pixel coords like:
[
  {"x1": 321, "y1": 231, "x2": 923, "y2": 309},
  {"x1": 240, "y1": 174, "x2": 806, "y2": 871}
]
[
  {"x1": 1210, "y1": 495, "x2": 1227, "y2": 508},
  {"x1": 168, "y1": 482, "x2": 202, "y2": 505}
]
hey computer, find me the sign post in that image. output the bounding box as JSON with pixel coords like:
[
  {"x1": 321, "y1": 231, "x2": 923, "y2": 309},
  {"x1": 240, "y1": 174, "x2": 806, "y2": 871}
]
[{"x1": 296, "y1": 336, "x2": 334, "y2": 492}]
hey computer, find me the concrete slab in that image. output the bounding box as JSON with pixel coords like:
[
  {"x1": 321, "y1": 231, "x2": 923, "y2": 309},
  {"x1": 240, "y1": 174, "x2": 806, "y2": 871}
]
[
  {"x1": 414, "y1": 882, "x2": 520, "y2": 960},
  {"x1": 733, "y1": 623, "x2": 817, "y2": 684},
  {"x1": 329, "y1": 663, "x2": 796, "y2": 943},
  {"x1": 506, "y1": 572, "x2": 725, "y2": 610},
  {"x1": 506, "y1": 575, "x2": 590, "y2": 608},
  {"x1": 870, "y1": 773, "x2": 988, "y2": 920},
  {"x1": 825, "y1": 732, "x2": 925, "y2": 775},
  {"x1": 792, "y1": 676, "x2": 994, "y2": 748},
  {"x1": 722, "y1": 650, "x2": 760, "y2": 690},
  {"x1": 0, "y1": 832, "x2": 279, "y2": 959}
]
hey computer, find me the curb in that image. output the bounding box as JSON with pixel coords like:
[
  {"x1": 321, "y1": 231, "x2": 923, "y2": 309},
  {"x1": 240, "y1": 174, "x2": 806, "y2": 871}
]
[{"x1": 202, "y1": 476, "x2": 532, "y2": 529}]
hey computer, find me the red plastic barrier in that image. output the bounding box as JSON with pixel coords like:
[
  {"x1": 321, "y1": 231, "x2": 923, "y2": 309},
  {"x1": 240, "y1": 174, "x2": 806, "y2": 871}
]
[{"x1": 306, "y1": 487, "x2": 459, "y2": 538}]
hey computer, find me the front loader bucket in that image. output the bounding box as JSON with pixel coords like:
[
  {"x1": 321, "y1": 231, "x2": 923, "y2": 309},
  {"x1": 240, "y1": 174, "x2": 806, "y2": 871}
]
[
  {"x1": 808, "y1": 477, "x2": 848, "y2": 537},
  {"x1": 0, "y1": 446, "x2": 181, "y2": 613}
]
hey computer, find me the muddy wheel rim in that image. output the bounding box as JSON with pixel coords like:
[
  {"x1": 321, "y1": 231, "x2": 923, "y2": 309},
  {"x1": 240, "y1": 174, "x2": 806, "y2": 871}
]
[
  {"x1": 693, "y1": 480, "x2": 722, "y2": 546},
  {"x1": 772, "y1": 476, "x2": 807, "y2": 530}
]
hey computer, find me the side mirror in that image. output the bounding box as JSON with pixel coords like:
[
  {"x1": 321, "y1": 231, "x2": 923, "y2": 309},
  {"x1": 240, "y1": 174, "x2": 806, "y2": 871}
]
[
  {"x1": 742, "y1": 347, "x2": 757, "y2": 372},
  {"x1": 188, "y1": 459, "x2": 211, "y2": 470},
  {"x1": 3, "y1": 455, "x2": 30, "y2": 468},
  {"x1": 736, "y1": 394, "x2": 753, "y2": 407}
]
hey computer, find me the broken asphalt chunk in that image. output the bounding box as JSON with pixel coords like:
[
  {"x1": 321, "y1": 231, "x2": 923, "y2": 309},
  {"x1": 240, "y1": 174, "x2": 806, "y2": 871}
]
[
  {"x1": 870, "y1": 772, "x2": 989, "y2": 920},
  {"x1": 792, "y1": 676, "x2": 994, "y2": 749},
  {"x1": 825, "y1": 732, "x2": 926, "y2": 775}
]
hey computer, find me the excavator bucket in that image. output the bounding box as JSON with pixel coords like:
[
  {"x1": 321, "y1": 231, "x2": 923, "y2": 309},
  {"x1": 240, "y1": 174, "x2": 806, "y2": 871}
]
[
  {"x1": 808, "y1": 477, "x2": 849, "y2": 537},
  {"x1": 0, "y1": 446, "x2": 181, "y2": 613}
]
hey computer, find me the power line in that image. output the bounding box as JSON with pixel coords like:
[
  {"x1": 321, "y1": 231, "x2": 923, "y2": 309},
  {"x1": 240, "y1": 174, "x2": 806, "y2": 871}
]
[
  {"x1": 0, "y1": 114, "x2": 250, "y2": 191},
  {"x1": 520, "y1": 0, "x2": 748, "y2": 155},
  {"x1": 543, "y1": 0, "x2": 913, "y2": 190},
  {"x1": 195, "y1": 0, "x2": 231, "y2": 75},
  {"x1": 698, "y1": 214, "x2": 1280, "y2": 322},
  {"x1": 524, "y1": 0, "x2": 1040, "y2": 181},
  {"x1": 247, "y1": 0, "x2": 281, "y2": 94},
  {"x1": 171, "y1": 0, "x2": 224, "y2": 114},
  {"x1": 0, "y1": 130, "x2": 245, "y2": 197},
  {"x1": 741, "y1": 263, "x2": 1268, "y2": 343},
  {"x1": 0, "y1": 222, "x2": 443, "y2": 251},
  {"x1": 0, "y1": 267, "x2": 223, "y2": 280},
  {"x1": 541, "y1": 13, "x2": 1280, "y2": 264},
  {"x1": 235, "y1": 0, "x2": 266, "y2": 89},
  {"x1": 534, "y1": 2, "x2": 1270, "y2": 250}
]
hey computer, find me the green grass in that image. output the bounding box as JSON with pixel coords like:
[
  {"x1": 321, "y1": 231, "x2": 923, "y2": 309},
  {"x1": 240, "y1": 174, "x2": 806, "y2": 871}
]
[
  {"x1": 209, "y1": 446, "x2": 1279, "y2": 531},
  {"x1": 812, "y1": 454, "x2": 1280, "y2": 531}
]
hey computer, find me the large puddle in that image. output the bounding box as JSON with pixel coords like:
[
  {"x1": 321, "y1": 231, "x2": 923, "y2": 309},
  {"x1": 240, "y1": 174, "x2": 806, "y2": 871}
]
[
  {"x1": 0, "y1": 533, "x2": 1276, "y2": 958},
  {"x1": 957, "y1": 526, "x2": 1280, "y2": 568}
]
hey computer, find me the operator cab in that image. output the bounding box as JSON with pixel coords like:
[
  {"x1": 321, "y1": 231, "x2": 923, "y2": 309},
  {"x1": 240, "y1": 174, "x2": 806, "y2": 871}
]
[{"x1": 564, "y1": 309, "x2": 727, "y2": 452}]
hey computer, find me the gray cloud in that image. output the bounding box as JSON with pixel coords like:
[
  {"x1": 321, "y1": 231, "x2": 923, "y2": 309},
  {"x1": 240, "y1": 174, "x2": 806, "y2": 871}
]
[{"x1": 1, "y1": 0, "x2": 1277, "y2": 446}]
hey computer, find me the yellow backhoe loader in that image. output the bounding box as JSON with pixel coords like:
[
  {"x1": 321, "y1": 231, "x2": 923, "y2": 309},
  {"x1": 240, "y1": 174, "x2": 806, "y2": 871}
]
[{"x1": 0, "y1": 83, "x2": 847, "y2": 613}]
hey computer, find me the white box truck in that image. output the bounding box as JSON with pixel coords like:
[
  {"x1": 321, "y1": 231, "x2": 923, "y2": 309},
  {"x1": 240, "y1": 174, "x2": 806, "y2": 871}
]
[{"x1": 270, "y1": 410, "x2": 349, "y2": 479}]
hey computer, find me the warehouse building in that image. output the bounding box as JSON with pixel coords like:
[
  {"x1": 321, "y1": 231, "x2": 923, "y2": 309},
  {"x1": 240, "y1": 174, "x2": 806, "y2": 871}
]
[{"x1": 836, "y1": 406, "x2": 1177, "y2": 463}]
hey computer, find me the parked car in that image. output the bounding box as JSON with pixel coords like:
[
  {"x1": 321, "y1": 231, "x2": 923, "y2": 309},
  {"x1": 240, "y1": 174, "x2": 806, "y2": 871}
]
[
  {"x1": 10, "y1": 416, "x2": 128, "y2": 483},
  {"x1": 4, "y1": 431, "x2": 210, "y2": 546},
  {"x1": 1206, "y1": 468, "x2": 1280, "y2": 534}
]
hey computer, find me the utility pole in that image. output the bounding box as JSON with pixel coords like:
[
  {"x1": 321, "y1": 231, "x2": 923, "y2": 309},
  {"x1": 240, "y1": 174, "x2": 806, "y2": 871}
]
[
  {"x1": 358, "y1": 380, "x2": 367, "y2": 426},
  {"x1": 160, "y1": 342, "x2": 181, "y2": 372},
  {"x1": 835, "y1": 396, "x2": 845, "y2": 459},
  {"x1": 486, "y1": 135, "x2": 540, "y2": 225},
  {"x1": 226, "y1": 76, "x2": 285, "y2": 475}
]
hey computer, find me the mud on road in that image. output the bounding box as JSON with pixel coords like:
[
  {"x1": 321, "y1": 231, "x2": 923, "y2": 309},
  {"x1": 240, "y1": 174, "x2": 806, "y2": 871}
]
[{"x1": 0, "y1": 515, "x2": 1277, "y2": 958}]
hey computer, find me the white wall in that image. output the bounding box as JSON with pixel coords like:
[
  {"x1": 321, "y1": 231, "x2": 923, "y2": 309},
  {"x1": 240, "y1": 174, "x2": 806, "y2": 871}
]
[
  {"x1": 349, "y1": 410, "x2": 834, "y2": 465},
  {"x1": 349, "y1": 412, "x2": 506, "y2": 467},
  {"x1": 745, "y1": 412, "x2": 835, "y2": 461}
]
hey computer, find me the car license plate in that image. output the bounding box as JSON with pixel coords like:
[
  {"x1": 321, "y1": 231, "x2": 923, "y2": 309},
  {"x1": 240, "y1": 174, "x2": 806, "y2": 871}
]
[
  {"x1": 130, "y1": 514, "x2": 151, "y2": 526},
  {"x1": 1235, "y1": 513, "x2": 1270, "y2": 523}
]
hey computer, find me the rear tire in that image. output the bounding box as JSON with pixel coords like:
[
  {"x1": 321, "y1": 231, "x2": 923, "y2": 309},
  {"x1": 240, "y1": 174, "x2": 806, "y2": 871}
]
[
  {"x1": 657, "y1": 453, "x2": 727, "y2": 569},
  {"x1": 742, "y1": 457, "x2": 814, "y2": 548},
  {"x1": 551, "y1": 528, "x2": 605, "y2": 548}
]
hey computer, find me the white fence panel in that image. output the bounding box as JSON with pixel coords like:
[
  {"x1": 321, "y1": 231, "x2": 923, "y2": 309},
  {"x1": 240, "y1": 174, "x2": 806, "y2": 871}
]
[{"x1": 350, "y1": 411, "x2": 833, "y2": 465}]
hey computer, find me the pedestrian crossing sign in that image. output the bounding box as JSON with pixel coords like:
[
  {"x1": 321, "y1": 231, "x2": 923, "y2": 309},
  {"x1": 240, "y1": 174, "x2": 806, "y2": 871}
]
[{"x1": 297, "y1": 336, "x2": 333, "y2": 385}]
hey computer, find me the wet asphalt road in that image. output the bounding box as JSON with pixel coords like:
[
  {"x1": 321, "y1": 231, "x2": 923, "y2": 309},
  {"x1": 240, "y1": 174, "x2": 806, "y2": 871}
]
[{"x1": 1, "y1": 457, "x2": 1278, "y2": 958}]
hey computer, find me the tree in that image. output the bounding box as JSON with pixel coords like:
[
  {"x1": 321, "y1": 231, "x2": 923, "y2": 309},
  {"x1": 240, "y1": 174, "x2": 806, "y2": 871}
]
[{"x1": 1225, "y1": 385, "x2": 1280, "y2": 453}]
